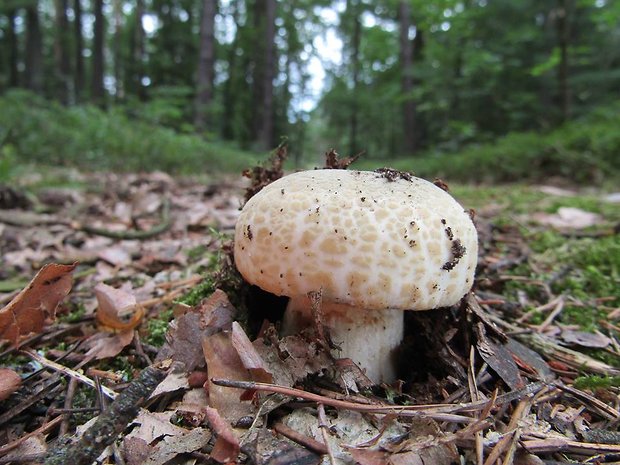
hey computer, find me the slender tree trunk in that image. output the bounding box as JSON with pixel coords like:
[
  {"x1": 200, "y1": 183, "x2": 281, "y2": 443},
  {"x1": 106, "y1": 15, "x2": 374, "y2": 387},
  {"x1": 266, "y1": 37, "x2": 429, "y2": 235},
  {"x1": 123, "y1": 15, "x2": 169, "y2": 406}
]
[
  {"x1": 399, "y1": 1, "x2": 416, "y2": 154},
  {"x1": 55, "y1": 0, "x2": 72, "y2": 104},
  {"x1": 129, "y1": 0, "x2": 146, "y2": 99},
  {"x1": 92, "y1": 0, "x2": 106, "y2": 105},
  {"x1": 25, "y1": 2, "x2": 43, "y2": 94},
  {"x1": 113, "y1": 0, "x2": 124, "y2": 100},
  {"x1": 74, "y1": 0, "x2": 85, "y2": 101},
  {"x1": 222, "y1": 0, "x2": 239, "y2": 140},
  {"x1": 556, "y1": 0, "x2": 571, "y2": 122},
  {"x1": 259, "y1": 0, "x2": 276, "y2": 149},
  {"x1": 194, "y1": 0, "x2": 217, "y2": 132},
  {"x1": 7, "y1": 9, "x2": 19, "y2": 88},
  {"x1": 348, "y1": 3, "x2": 361, "y2": 156}
]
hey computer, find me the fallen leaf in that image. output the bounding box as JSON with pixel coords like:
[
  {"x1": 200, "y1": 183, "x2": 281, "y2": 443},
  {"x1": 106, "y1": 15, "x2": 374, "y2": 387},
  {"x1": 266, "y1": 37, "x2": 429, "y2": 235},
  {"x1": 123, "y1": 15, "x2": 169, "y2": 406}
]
[
  {"x1": 94, "y1": 283, "x2": 144, "y2": 331},
  {"x1": 84, "y1": 330, "x2": 135, "y2": 360},
  {"x1": 149, "y1": 362, "x2": 189, "y2": 398},
  {"x1": 231, "y1": 321, "x2": 273, "y2": 383},
  {"x1": 0, "y1": 262, "x2": 77, "y2": 343},
  {"x1": 532, "y1": 207, "x2": 602, "y2": 229},
  {"x1": 202, "y1": 331, "x2": 254, "y2": 423},
  {"x1": 155, "y1": 289, "x2": 236, "y2": 372},
  {"x1": 0, "y1": 368, "x2": 22, "y2": 401},
  {"x1": 205, "y1": 406, "x2": 240, "y2": 464},
  {"x1": 125, "y1": 410, "x2": 188, "y2": 445},
  {"x1": 143, "y1": 427, "x2": 211, "y2": 465},
  {"x1": 561, "y1": 329, "x2": 611, "y2": 349},
  {"x1": 476, "y1": 323, "x2": 524, "y2": 390}
]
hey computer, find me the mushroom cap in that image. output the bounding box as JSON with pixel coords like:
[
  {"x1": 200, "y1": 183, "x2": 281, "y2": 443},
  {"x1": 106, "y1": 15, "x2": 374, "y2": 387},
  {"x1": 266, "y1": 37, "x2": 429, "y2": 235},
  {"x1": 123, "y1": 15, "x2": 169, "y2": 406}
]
[{"x1": 234, "y1": 169, "x2": 478, "y2": 310}]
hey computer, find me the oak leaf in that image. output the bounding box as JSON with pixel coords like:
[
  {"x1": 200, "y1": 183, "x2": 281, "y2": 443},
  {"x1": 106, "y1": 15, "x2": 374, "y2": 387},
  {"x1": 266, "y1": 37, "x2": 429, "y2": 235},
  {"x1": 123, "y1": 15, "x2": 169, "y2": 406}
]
[{"x1": 0, "y1": 262, "x2": 77, "y2": 343}]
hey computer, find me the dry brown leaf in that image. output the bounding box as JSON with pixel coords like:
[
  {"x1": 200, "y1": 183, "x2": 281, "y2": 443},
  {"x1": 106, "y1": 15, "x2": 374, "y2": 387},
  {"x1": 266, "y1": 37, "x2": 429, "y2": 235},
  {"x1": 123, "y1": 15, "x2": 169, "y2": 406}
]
[
  {"x1": 202, "y1": 331, "x2": 254, "y2": 423},
  {"x1": 205, "y1": 406, "x2": 240, "y2": 464},
  {"x1": 125, "y1": 410, "x2": 188, "y2": 445},
  {"x1": 0, "y1": 368, "x2": 22, "y2": 401},
  {"x1": 143, "y1": 427, "x2": 211, "y2": 465},
  {"x1": 0, "y1": 262, "x2": 77, "y2": 343},
  {"x1": 84, "y1": 330, "x2": 135, "y2": 360},
  {"x1": 155, "y1": 289, "x2": 236, "y2": 372},
  {"x1": 94, "y1": 283, "x2": 144, "y2": 331},
  {"x1": 231, "y1": 321, "x2": 273, "y2": 383}
]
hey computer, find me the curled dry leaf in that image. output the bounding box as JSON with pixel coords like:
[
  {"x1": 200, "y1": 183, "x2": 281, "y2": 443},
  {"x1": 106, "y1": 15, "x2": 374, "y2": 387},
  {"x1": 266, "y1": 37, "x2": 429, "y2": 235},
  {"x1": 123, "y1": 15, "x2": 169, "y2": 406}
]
[
  {"x1": 205, "y1": 406, "x2": 240, "y2": 464},
  {"x1": 231, "y1": 321, "x2": 273, "y2": 384},
  {"x1": 0, "y1": 368, "x2": 22, "y2": 401},
  {"x1": 0, "y1": 262, "x2": 77, "y2": 343},
  {"x1": 94, "y1": 283, "x2": 144, "y2": 331}
]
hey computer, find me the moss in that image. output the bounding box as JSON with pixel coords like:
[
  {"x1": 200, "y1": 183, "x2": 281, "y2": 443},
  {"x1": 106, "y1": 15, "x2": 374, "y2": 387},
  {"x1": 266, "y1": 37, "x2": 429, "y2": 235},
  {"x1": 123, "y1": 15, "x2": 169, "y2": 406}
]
[
  {"x1": 573, "y1": 375, "x2": 620, "y2": 390},
  {"x1": 144, "y1": 308, "x2": 175, "y2": 347}
]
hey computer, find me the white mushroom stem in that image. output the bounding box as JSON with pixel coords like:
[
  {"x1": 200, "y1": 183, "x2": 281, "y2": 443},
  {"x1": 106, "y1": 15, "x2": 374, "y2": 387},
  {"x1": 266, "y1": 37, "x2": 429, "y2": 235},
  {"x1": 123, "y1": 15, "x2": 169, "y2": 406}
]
[{"x1": 282, "y1": 296, "x2": 404, "y2": 382}]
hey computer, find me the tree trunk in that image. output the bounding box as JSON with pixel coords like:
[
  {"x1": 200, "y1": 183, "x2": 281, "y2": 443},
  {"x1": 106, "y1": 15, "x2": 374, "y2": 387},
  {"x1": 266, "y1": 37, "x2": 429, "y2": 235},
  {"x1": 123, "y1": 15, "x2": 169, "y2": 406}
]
[
  {"x1": 194, "y1": 0, "x2": 217, "y2": 132},
  {"x1": 222, "y1": 0, "x2": 240, "y2": 140},
  {"x1": 556, "y1": 0, "x2": 571, "y2": 122},
  {"x1": 260, "y1": 0, "x2": 276, "y2": 149},
  {"x1": 74, "y1": 0, "x2": 85, "y2": 102},
  {"x1": 252, "y1": 0, "x2": 277, "y2": 149},
  {"x1": 7, "y1": 9, "x2": 19, "y2": 88},
  {"x1": 25, "y1": 2, "x2": 43, "y2": 94},
  {"x1": 348, "y1": 1, "x2": 361, "y2": 156},
  {"x1": 113, "y1": 0, "x2": 124, "y2": 100},
  {"x1": 129, "y1": 0, "x2": 146, "y2": 99},
  {"x1": 55, "y1": 0, "x2": 72, "y2": 104},
  {"x1": 92, "y1": 0, "x2": 106, "y2": 105},
  {"x1": 399, "y1": 1, "x2": 416, "y2": 154}
]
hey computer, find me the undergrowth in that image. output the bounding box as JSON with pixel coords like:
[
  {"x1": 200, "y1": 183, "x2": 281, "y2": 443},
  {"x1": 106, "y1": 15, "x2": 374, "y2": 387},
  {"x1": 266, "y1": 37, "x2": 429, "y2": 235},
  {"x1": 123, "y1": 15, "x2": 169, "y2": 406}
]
[
  {"x1": 0, "y1": 90, "x2": 260, "y2": 175},
  {"x1": 357, "y1": 101, "x2": 620, "y2": 184}
]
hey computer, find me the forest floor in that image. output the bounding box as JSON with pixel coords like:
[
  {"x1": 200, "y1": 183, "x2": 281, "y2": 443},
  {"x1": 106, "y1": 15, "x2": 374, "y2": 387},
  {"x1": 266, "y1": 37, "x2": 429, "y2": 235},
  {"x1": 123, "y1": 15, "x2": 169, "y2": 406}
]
[{"x1": 0, "y1": 161, "x2": 619, "y2": 465}]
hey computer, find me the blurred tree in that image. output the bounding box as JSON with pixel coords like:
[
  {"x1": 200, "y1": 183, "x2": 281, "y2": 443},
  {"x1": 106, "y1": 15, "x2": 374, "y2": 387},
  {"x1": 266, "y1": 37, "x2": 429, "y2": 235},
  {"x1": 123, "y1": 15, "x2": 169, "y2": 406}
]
[
  {"x1": 194, "y1": 0, "x2": 216, "y2": 132},
  {"x1": 54, "y1": 0, "x2": 72, "y2": 104},
  {"x1": 92, "y1": 0, "x2": 106, "y2": 104},
  {"x1": 73, "y1": 0, "x2": 84, "y2": 102},
  {"x1": 25, "y1": 0, "x2": 43, "y2": 94}
]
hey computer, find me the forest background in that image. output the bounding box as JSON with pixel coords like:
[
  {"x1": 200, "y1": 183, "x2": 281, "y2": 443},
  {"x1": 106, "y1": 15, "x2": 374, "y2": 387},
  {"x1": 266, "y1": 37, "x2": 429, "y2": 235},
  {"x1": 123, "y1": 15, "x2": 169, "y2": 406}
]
[{"x1": 1, "y1": 0, "x2": 619, "y2": 182}]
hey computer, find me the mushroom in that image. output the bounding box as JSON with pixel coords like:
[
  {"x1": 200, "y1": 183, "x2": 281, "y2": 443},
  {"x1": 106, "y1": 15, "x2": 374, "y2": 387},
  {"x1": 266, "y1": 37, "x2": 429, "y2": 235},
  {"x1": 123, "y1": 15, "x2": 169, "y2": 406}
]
[{"x1": 234, "y1": 169, "x2": 478, "y2": 382}]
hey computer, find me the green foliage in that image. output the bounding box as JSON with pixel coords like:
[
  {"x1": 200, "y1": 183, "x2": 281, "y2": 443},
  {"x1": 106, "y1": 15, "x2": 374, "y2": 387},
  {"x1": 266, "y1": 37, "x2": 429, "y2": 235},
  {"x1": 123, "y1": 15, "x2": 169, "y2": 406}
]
[
  {"x1": 0, "y1": 90, "x2": 259, "y2": 174},
  {"x1": 358, "y1": 101, "x2": 620, "y2": 183}
]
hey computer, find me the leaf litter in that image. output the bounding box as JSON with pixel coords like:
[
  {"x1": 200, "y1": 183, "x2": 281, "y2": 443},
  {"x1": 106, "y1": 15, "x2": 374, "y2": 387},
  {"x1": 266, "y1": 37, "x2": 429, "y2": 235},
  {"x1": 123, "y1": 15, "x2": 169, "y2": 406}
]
[{"x1": 0, "y1": 162, "x2": 619, "y2": 464}]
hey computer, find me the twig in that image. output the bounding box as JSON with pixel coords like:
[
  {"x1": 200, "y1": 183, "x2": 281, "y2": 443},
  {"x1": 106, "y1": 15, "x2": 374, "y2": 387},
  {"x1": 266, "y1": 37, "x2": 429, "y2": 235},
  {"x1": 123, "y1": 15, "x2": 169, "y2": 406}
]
[
  {"x1": 273, "y1": 422, "x2": 329, "y2": 454},
  {"x1": 317, "y1": 404, "x2": 337, "y2": 465},
  {"x1": 0, "y1": 378, "x2": 63, "y2": 428},
  {"x1": 0, "y1": 415, "x2": 63, "y2": 457},
  {"x1": 44, "y1": 366, "x2": 166, "y2": 465},
  {"x1": 211, "y1": 378, "x2": 544, "y2": 420},
  {"x1": 21, "y1": 348, "x2": 117, "y2": 399},
  {"x1": 467, "y1": 347, "x2": 484, "y2": 465},
  {"x1": 60, "y1": 378, "x2": 79, "y2": 436},
  {"x1": 533, "y1": 295, "x2": 565, "y2": 332}
]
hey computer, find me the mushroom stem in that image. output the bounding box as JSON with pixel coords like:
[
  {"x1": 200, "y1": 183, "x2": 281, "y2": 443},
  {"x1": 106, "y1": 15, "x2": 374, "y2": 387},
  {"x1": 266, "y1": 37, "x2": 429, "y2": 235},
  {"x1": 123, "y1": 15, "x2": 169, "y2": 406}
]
[{"x1": 282, "y1": 297, "x2": 404, "y2": 382}]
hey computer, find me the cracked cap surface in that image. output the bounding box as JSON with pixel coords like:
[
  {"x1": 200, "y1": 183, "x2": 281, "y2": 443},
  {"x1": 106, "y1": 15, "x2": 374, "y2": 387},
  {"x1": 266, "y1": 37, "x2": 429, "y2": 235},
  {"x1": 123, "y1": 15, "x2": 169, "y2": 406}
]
[{"x1": 234, "y1": 169, "x2": 478, "y2": 310}]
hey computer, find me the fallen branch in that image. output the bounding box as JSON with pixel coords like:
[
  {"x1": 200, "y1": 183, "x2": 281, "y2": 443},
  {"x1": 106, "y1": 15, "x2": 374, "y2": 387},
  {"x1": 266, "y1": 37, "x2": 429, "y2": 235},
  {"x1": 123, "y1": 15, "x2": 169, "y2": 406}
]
[{"x1": 44, "y1": 366, "x2": 165, "y2": 465}]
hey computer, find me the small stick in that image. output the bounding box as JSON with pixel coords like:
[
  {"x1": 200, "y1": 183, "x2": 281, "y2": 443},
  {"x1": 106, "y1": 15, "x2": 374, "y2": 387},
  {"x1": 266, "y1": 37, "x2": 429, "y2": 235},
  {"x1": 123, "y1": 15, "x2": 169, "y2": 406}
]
[
  {"x1": 21, "y1": 348, "x2": 117, "y2": 399},
  {"x1": 0, "y1": 415, "x2": 63, "y2": 456},
  {"x1": 60, "y1": 378, "x2": 79, "y2": 436},
  {"x1": 211, "y1": 378, "x2": 544, "y2": 419},
  {"x1": 317, "y1": 403, "x2": 337, "y2": 465},
  {"x1": 273, "y1": 422, "x2": 328, "y2": 455},
  {"x1": 534, "y1": 295, "x2": 565, "y2": 332}
]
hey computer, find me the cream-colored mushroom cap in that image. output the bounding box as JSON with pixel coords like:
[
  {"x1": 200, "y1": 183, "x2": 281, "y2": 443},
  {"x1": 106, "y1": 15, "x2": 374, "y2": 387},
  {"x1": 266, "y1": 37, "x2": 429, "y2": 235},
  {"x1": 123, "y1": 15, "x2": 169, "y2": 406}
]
[{"x1": 234, "y1": 169, "x2": 478, "y2": 310}]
